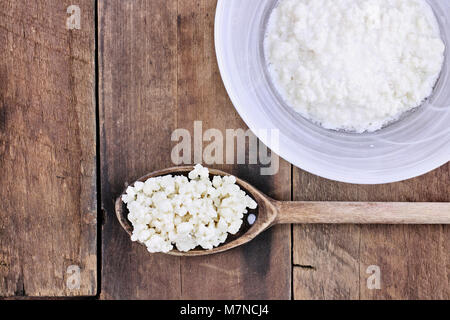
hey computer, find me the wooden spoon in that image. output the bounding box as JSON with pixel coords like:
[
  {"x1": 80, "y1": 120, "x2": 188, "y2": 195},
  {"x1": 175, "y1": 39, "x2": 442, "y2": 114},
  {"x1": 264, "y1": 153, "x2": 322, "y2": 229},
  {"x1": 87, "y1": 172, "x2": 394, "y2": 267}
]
[{"x1": 115, "y1": 166, "x2": 450, "y2": 256}]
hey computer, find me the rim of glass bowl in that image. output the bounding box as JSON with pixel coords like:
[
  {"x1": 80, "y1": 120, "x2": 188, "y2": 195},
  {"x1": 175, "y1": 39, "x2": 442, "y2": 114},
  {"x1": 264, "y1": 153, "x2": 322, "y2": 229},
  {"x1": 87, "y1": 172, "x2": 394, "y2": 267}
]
[{"x1": 215, "y1": 0, "x2": 450, "y2": 184}]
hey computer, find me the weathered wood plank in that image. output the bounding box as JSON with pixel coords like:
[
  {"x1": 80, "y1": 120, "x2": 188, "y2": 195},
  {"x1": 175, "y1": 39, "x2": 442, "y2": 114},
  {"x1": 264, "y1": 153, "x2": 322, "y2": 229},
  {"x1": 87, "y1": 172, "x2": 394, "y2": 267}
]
[
  {"x1": 293, "y1": 226, "x2": 360, "y2": 300},
  {"x1": 98, "y1": 0, "x2": 181, "y2": 300},
  {"x1": 359, "y1": 224, "x2": 449, "y2": 300},
  {"x1": 0, "y1": 0, "x2": 97, "y2": 297},
  {"x1": 99, "y1": 0, "x2": 291, "y2": 299},
  {"x1": 293, "y1": 165, "x2": 450, "y2": 300},
  {"x1": 176, "y1": 0, "x2": 291, "y2": 299}
]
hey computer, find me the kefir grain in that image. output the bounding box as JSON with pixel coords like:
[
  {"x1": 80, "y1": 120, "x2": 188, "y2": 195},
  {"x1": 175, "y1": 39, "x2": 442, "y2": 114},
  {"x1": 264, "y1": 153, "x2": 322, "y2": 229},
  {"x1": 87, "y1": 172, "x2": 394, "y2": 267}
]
[
  {"x1": 265, "y1": 0, "x2": 445, "y2": 132},
  {"x1": 122, "y1": 165, "x2": 257, "y2": 253}
]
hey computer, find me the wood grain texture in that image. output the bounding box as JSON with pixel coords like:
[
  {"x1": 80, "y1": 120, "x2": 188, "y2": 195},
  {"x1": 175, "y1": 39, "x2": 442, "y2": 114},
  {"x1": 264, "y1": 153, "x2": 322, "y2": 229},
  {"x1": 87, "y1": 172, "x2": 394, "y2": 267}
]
[
  {"x1": 293, "y1": 165, "x2": 450, "y2": 300},
  {"x1": 0, "y1": 0, "x2": 97, "y2": 297},
  {"x1": 274, "y1": 202, "x2": 450, "y2": 224},
  {"x1": 176, "y1": 0, "x2": 290, "y2": 299},
  {"x1": 99, "y1": 0, "x2": 181, "y2": 300},
  {"x1": 99, "y1": 0, "x2": 291, "y2": 299}
]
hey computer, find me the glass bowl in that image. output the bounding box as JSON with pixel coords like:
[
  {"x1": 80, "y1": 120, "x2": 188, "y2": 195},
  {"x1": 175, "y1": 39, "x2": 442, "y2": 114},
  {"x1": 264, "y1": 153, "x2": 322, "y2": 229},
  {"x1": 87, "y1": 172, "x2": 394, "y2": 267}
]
[{"x1": 215, "y1": 0, "x2": 450, "y2": 184}]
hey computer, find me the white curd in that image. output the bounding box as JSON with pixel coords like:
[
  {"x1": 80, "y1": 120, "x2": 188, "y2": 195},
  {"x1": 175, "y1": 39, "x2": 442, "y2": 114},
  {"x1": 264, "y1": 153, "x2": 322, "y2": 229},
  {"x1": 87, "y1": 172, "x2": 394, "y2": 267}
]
[
  {"x1": 265, "y1": 0, "x2": 445, "y2": 132},
  {"x1": 122, "y1": 165, "x2": 257, "y2": 253}
]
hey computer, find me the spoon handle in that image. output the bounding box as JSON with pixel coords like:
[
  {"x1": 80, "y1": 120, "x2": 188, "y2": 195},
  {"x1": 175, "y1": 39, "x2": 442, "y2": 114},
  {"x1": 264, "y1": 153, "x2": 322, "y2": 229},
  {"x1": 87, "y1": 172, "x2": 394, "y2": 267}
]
[{"x1": 273, "y1": 201, "x2": 450, "y2": 225}]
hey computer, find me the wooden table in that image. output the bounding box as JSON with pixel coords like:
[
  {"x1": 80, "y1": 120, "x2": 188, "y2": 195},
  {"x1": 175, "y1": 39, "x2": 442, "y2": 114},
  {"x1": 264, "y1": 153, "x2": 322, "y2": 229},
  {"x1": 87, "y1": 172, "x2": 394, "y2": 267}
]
[{"x1": 1, "y1": 0, "x2": 449, "y2": 299}]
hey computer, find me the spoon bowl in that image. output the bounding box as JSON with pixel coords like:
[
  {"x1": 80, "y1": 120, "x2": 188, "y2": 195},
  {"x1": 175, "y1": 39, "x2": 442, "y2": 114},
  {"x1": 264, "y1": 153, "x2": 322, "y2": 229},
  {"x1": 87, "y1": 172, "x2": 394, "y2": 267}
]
[
  {"x1": 115, "y1": 166, "x2": 278, "y2": 256},
  {"x1": 115, "y1": 166, "x2": 450, "y2": 256}
]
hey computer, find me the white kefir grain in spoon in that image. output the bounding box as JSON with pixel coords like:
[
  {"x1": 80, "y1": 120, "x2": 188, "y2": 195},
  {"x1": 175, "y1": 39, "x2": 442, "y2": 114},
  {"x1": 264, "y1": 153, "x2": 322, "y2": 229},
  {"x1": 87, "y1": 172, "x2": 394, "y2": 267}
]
[
  {"x1": 122, "y1": 165, "x2": 257, "y2": 253},
  {"x1": 265, "y1": 0, "x2": 445, "y2": 132}
]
